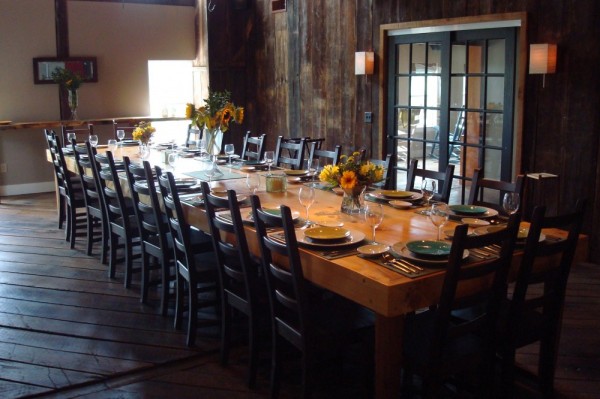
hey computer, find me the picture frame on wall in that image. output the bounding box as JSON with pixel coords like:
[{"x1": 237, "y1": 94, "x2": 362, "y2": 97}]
[{"x1": 33, "y1": 57, "x2": 98, "y2": 84}]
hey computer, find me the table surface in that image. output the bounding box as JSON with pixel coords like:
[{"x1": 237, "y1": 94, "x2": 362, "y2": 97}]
[{"x1": 55, "y1": 145, "x2": 589, "y2": 398}]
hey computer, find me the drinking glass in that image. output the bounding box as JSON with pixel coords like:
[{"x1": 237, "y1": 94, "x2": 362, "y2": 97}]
[
  {"x1": 205, "y1": 155, "x2": 218, "y2": 183},
  {"x1": 167, "y1": 152, "x2": 179, "y2": 171},
  {"x1": 89, "y1": 134, "x2": 99, "y2": 147},
  {"x1": 140, "y1": 144, "x2": 151, "y2": 160},
  {"x1": 304, "y1": 158, "x2": 320, "y2": 184},
  {"x1": 66, "y1": 132, "x2": 76, "y2": 144},
  {"x1": 246, "y1": 173, "x2": 261, "y2": 195},
  {"x1": 502, "y1": 192, "x2": 520, "y2": 215},
  {"x1": 224, "y1": 144, "x2": 235, "y2": 165},
  {"x1": 429, "y1": 203, "x2": 450, "y2": 241},
  {"x1": 197, "y1": 138, "x2": 207, "y2": 159},
  {"x1": 264, "y1": 150, "x2": 275, "y2": 173},
  {"x1": 421, "y1": 179, "x2": 436, "y2": 206},
  {"x1": 363, "y1": 203, "x2": 384, "y2": 243},
  {"x1": 116, "y1": 129, "x2": 125, "y2": 142},
  {"x1": 107, "y1": 139, "x2": 117, "y2": 153},
  {"x1": 298, "y1": 186, "x2": 315, "y2": 225}
]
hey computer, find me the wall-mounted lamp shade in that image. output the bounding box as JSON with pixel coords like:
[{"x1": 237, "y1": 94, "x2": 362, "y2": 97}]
[
  {"x1": 355, "y1": 51, "x2": 374, "y2": 75},
  {"x1": 529, "y1": 44, "x2": 557, "y2": 74}
]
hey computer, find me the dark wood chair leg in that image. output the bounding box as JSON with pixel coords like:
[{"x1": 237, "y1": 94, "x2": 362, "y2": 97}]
[{"x1": 186, "y1": 282, "x2": 198, "y2": 347}]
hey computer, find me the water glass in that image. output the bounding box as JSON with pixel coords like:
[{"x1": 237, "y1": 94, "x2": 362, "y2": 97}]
[
  {"x1": 107, "y1": 139, "x2": 117, "y2": 153},
  {"x1": 224, "y1": 144, "x2": 235, "y2": 165},
  {"x1": 167, "y1": 152, "x2": 179, "y2": 171},
  {"x1": 421, "y1": 179, "x2": 436, "y2": 206},
  {"x1": 298, "y1": 186, "x2": 315, "y2": 225},
  {"x1": 197, "y1": 138, "x2": 207, "y2": 159},
  {"x1": 66, "y1": 132, "x2": 76, "y2": 144},
  {"x1": 264, "y1": 150, "x2": 275, "y2": 173},
  {"x1": 246, "y1": 173, "x2": 261, "y2": 195},
  {"x1": 429, "y1": 203, "x2": 450, "y2": 241},
  {"x1": 304, "y1": 158, "x2": 320, "y2": 183},
  {"x1": 363, "y1": 203, "x2": 384, "y2": 243},
  {"x1": 502, "y1": 193, "x2": 520, "y2": 215},
  {"x1": 89, "y1": 134, "x2": 99, "y2": 147},
  {"x1": 116, "y1": 129, "x2": 125, "y2": 142}
]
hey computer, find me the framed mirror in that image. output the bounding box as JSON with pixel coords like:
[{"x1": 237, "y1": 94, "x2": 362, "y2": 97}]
[{"x1": 33, "y1": 57, "x2": 98, "y2": 84}]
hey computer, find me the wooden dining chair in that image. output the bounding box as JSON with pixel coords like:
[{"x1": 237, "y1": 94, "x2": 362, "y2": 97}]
[
  {"x1": 72, "y1": 139, "x2": 108, "y2": 263},
  {"x1": 468, "y1": 168, "x2": 525, "y2": 215},
  {"x1": 405, "y1": 158, "x2": 455, "y2": 203},
  {"x1": 61, "y1": 123, "x2": 93, "y2": 148},
  {"x1": 498, "y1": 199, "x2": 586, "y2": 398},
  {"x1": 401, "y1": 213, "x2": 521, "y2": 398},
  {"x1": 112, "y1": 120, "x2": 136, "y2": 140},
  {"x1": 251, "y1": 195, "x2": 374, "y2": 398},
  {"x1": 274, "y1": 136, "x2": 307, "y2": 170},
  {"x1": 201, "y1": 182, "x2": 267, "y2": 388},
  {"x1": 123, "y1": 158, "x2": 175, "y2": 315},
  {"x1": 240, "y1": 131, "x2": 266, "y2": 162},
  {"x1": 157, "y1": 169, "x2": 219, "y2": 346},
  {"x1": 47, "y1": 131, "x2": 86, "y2": 248},
  {"x1": 94, "y1": 150, "x2": 141, "y2": 287},
  {"x1": 44, "y1": 129, "x2": 67, "y2": 230},
  {"x1": 185, "y1": 124, "x2": 202, "y2": 148},
  {"x1": 307, "y1": 141, "x2": 341, "y2": 168}
]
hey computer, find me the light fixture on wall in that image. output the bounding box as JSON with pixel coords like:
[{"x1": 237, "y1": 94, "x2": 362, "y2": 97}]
[
  {"x1": 529, "y1": 43, "x2": 557, "y2": 88},
  {"x1": 355, "y1": 51, "x2": 374, "y2": 75}
]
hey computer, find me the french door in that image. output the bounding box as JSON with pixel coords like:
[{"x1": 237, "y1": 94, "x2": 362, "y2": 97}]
[{"x1": 386, "y1": 28, "x2": 517, "y2": 203}]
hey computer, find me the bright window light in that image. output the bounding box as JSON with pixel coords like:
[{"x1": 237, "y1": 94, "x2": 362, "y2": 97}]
[{"x1": 148, "y1": 60, "x2": 193, "y2": 144}]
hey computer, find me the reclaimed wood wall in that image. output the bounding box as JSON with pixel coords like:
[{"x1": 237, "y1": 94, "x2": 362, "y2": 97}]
[{"x1": 206, "y1": 0, "x2": 600, "y2": 261}]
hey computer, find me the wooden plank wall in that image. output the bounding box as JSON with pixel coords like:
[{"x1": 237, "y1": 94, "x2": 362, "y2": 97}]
[{"x1": 204, "y1": 0, "x2": 600, "y2": 261}]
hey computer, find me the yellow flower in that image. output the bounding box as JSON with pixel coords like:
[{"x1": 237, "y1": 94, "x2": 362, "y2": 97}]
[
  {"x1": 185, "y1": 103, "x2": 194, "y2": 119},
  {"x1": 234, "y1": 107, "x2": 244, "y2": 123},
  {"x1": 339, "y1": 171, "x2": 358, "y2": 189},
  {"x1": 188, "y1": 90, "x2": 244, "y2": 133}
]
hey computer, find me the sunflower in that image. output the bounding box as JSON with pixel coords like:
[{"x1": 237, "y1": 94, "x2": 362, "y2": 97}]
[{"x1": 339, "y1": 170, "x2": 358, "y2": 189}]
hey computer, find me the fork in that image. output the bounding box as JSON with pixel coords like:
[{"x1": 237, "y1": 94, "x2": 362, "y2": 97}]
[{"x1": 382, "y1": 253, "x2": 414, "y2": 274}]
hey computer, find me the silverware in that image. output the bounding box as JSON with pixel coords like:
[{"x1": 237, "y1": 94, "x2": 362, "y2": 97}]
[
  {"x1": 395, "y1": 257, "x2": 424, "y2": 272},
  {"x1": 382, "y1": 253, "x2": 414, "y2": 274}
]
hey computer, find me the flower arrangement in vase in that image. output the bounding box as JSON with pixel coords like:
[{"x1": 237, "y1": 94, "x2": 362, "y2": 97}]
[
  {"x1": 186, "y1": 89, "x2": 244, "y2": 155},
  {"x1": 132, "y1": 121, "x2": 156, "y2": 145},
  {"x1": 52, "y1": 67, "x2": 83, "y2": 120},
  {"x1": 319, "y1": 152, "x2": 384, "y2": 214}
]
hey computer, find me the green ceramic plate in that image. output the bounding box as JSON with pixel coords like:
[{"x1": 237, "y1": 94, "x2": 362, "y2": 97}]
[
  {"x1": 406, "y1": 240, "x2": 451, "y2": 257},
  {"x1": 449, "y1": 204, "x2": 488, "y2": 215}
]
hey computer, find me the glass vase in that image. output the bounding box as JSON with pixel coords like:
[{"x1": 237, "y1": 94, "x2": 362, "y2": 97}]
[
  {"x1": 205, "y1": 127, "x2": 224, "y2": 155},
  {"x1": 341, "y1": 185, "x2": 366, "y2": 214},
  {"x1": 68, "y1": 89, "x2": 79, "y2": 120}
]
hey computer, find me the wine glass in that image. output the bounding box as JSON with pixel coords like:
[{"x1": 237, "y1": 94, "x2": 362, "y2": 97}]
[
  {"x1": 502, "y1": 193, "x2": 520, "y2": 215},
  {"x1": 89, "y1": 134, "x2": 99, "y2": 148},
  {"x1": 107, "y1": 139, "x2": 117, "y2": 153},
  {"x1": 429, "y1": 203, "x2": 450, "y2": 241},
  {"x1": 224, "y1": 144, "x2": 235, "y2": 166},
  {"x1": 298, "y1": 186, "x2": 315, "y2": 226},
  {"x1": 205, "y1": 155, "x2": 218, "y2": 183},
  {"x1": 197, "y1": 138, "x2": 207, "y2": 159},
  {"x1": 363, "y1": 203, "x2": 384, "y2": 243},
  {"x1": 116, "y1": 129, "x2": 125, "y2": 142},
  {"x1": 246, "y1": 173, "x2": 261, "y2": 195},
  {"x1": 304, "y1": 158, "x2": 320, "y2": 185},
  {"x1": 167, "y1": 152, "x2": 179, "y2": 171},
  {"x1": 421, "y1": 179, "x2": 436, "y2": 207},
  {"x1": 66, "y1": 132, "x2": 76, "y2": 145},
  {"x1": 264, "y1": 150, "x2": 275, "y2": 173}
]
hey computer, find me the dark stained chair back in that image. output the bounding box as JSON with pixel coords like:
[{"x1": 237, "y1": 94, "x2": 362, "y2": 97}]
[
  {"x1": 406, "y1": 158, "x2": 455, "y2": 203},
  {"x1": 274, "y1": 136, "x2": 307, "y2": 170},
  {"x1": 500, "y1": 199, "x2": 586, "y2": 397},
  {"x1": 61, "y1": 123, "x2": 93, "y2": 148},
  {"x1": 307, "y1": 142, "x2": 341, "y2": 169},
  {"x1": 402, "y1": 213, "x2": 521, "y2": 398},
  {"x1": 240, "y1": 131, "x2": 266, "y2": 162},
  {"x1": 370, "y1": 154, "x2": 394, "y2": 190},
  {"x1": 468, "y1": 168, "x2": 525, "y2": 215}
]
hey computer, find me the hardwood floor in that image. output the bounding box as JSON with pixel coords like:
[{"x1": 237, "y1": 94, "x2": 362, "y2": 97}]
[{"x1": 0, "y1": 193, "x2": 598, "y2": 398}]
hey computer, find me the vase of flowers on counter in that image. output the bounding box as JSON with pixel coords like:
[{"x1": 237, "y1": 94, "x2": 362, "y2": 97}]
[
  {"x1": 132, "y1": 121, "x2": 156, "y2": 158},
  {"x1": 186, "y1": 89, "x2": 244, "y2": 155},
  {"x1": 52, "y1": 68, "x2": 83, "y2": 120},
  {"x1": 319, "y1": 151, "x2": 385, "y2": 214}
]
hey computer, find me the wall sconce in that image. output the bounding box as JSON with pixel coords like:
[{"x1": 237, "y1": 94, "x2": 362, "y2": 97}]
[
  {"x1": 529, "y1": 43, "x2": 557, "y2": 88},
  {"x1": 355, "y1": 51, "x2": 374, "y2": 75}
]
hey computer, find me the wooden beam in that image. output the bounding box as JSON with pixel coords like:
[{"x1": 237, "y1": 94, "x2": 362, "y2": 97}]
[{"x1": 68, "y1": 0, "x2": 196, "y2": 6}]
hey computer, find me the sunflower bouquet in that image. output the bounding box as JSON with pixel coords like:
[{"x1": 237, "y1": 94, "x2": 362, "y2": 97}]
[
  {"x1": 132, "y1": 121, "x2": 156, "y2": 144},
  {"x1": 186, "y1": 89, "x2": 244, "y2": 133},
  {"x1": 319, "y1": 151, "x2": 384, "y2": 190}
]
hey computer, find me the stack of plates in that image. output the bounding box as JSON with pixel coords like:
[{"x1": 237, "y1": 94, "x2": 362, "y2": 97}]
[
  {"x1": 296, "y1": 226, "x2": 365, "y2": 248},
  {"x1": 367, "y1": 190, "x2": 423, "y2": 202},
  {"x1": 392, "y1": 241, "x2": 468, "y2": 267},
  {"x1": 448, "y1": 205, "x2": 498, "y2": 219}
]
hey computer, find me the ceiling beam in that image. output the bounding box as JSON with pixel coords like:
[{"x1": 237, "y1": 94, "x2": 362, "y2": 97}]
[{"x1": 68, "y1": 0, "x2": 196, "y2": 7}]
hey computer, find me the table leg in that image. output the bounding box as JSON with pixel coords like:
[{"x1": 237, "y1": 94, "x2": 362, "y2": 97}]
[{"x1": 375, "y1": 314, "x2": 405, "y2": 398}]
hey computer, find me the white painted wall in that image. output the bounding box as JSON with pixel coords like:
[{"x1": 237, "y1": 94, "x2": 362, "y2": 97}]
[{"x1": 0, "y1": 1, "x2": 195, "y2": 195}]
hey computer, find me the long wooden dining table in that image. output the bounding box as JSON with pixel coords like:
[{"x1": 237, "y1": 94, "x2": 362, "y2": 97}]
[{"x1": 53, "y1": 144, "x2": 589, "y2": 398}]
